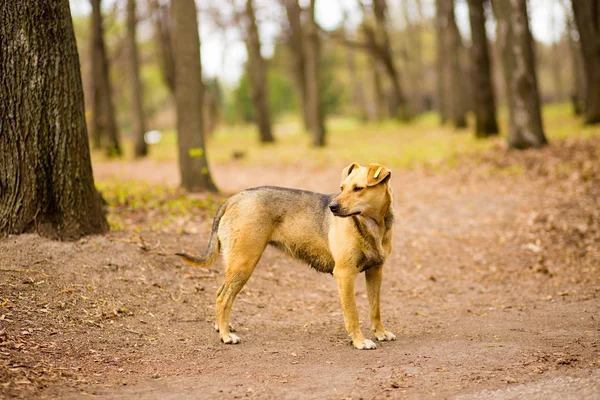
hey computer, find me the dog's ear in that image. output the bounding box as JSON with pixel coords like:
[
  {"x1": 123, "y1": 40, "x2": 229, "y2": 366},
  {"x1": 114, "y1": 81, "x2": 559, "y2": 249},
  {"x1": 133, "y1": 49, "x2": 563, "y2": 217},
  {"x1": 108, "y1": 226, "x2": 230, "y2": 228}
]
[
  {"x1": 341, "y1": 163, "x2": 360, "y2": 180},
  {"x1": 366, "y1": 164, "x2": 391, "y2": 187}
]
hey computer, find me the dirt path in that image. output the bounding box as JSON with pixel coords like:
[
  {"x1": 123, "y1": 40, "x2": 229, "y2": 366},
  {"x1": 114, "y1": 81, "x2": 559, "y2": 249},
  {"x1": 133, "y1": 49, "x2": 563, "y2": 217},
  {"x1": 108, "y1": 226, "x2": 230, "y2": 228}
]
[{"x1": 1, "y1": 141, "x2": 599, "y2": 399}]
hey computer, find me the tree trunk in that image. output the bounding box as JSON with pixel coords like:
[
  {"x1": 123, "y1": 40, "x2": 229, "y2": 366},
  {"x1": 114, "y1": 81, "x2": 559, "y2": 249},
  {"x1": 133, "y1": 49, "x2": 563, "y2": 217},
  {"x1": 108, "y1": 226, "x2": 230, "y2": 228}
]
[
  {"x1": 436, "y1": 0, "x2": 467, "y2": 128},
  {"x1": 372, "y1": 0, "x2": 409, "y2": 121},
  {"x1": 572, "y1": 1, "x2": 600, "y2": 124},
  {"x1": 467, "y1": 0, "x2": 499, "y2": 137},
  {"x1": 492, "y1": 0, "x2": 547, "y2": 149},
  {"x1": 371, "y1": 57, "x2": 387, "y2": 121},
  {"x1": 283, "y1": 0, "x2": 310, "y2": 131},
  {"x1": 401, "y1": 0, "x2": 425, "y2": 114},
  {"x1": 435, "y1": 3, "x2": 449, "y2": 124},
  {"x1": 244, "y1": 0, "x2": 275, "y2": 143},
  {"x1": 304, "y1": 0, "x2": 326, "y2": 147},
  {"x1": 90, "y1": 0, "x2": 121, "y2": 157},
  {"x1": 171, "y1": 0, "x2": 217, "y2": 192},
  {"x1": 127, "y1": 0, "x2": 148, "y2": 157},
  {"x1": 0, "y1": 0, "x2": 109, "y2": 239},
  {"x1": 564, "y1": 4, "x2": 586, "y2": 115},
  {"x1": 150, "y1": 0, "x2": 175, "y2": 93}
]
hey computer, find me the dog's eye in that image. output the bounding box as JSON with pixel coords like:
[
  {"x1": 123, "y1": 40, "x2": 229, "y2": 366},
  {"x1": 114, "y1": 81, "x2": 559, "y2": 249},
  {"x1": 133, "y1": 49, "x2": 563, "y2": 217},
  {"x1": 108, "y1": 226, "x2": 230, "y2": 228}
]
[{"x1": 353, "y1": 187, "x2": 364, "y2": 192}]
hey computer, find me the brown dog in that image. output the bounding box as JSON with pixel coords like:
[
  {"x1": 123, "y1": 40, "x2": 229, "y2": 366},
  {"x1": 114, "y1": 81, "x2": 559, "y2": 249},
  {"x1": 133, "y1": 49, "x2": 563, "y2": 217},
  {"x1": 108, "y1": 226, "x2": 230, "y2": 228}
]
[{"x1": 177, "y1": 163, "x2": 395, "y2": 349}]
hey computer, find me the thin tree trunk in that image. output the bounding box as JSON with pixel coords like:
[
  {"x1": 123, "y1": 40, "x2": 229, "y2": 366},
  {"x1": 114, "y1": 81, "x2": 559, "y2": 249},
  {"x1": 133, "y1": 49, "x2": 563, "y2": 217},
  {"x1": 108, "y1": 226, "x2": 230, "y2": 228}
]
[
  {"x1": 244, "y1": 0, "x2": 275, "y2": 143},
  {"x1": 401, "y1": 0, "x2": 424, "y2": 114},
  {"x1": 372, "y1": 57, "x2": 387, "y2": 121},
  {"x1": 0, "y1": 0, "x2": 109, "y2": 239},
  {"x1": 437, "y1": 0, "x2": 467, "y2": 128},
  {"x1": 467, "y1": 0, "x2": 499, "y2": 137},
  {"x1": 171, "y1": 0, "x2": 217, "y2": 191},
  {"x1": 372, "y1": 0, "x2": 409, "y2": 121},
  {"x1": 564, "y1": 2, "x2": 586, "y2": 115},
  {"x1": 492, "y1": 0, "x2": 547, "y2": 149},
  {"x1": 283, "y1": 0, "x2": 310, "y2": 132},
  {"x1": 127, "y1": 0, "x2": 148, "y2": 157},
  {"x1": 90, "y1": 0, "x2": 121, "y2": 157},
  {"x1": 150, "y1": 0, "x2": 175, "y2": 93},
  {"x1": 572, "y1": 0, "x2": 600, "y2": 124},
  {"x1": 305, "y1": 0, "x2": 326, "y2": 147},
  {"x1": 435, "y1": 3, "x2": 449, "y2": 124}
]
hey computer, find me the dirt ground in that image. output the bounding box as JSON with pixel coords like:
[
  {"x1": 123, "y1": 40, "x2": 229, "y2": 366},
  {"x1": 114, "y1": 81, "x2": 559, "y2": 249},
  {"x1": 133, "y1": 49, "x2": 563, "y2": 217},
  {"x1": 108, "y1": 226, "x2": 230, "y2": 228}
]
[{"x1": 1, "y1": 138, "x2": 599, "y2": 399}]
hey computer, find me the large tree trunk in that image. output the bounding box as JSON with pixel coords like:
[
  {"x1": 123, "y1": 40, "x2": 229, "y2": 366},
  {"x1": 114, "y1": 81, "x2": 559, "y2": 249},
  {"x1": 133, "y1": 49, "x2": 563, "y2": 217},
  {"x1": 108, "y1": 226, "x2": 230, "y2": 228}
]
[
  {"x1": 244, "y1": 0, "x2": 275, "y2": 143},
  {"x1": 492, "y1": 0, "x2": 547, "y2": 149},
  {"x1": 127, "y1": 0, "x2": 148, "y2": 157},
  {"x1": 467, "y1": 0, "x2": 499, "y2": 137},
  {"x1": 150, "y1": 0, "x2": 175, "y2": 93},
  {"x1": 171, "y1": 0, "x2": 217, "y2": 192},
  {"x1": 572, "y1": 1, "x2": 600, "y2": 124},
  {"x1": 283, "y1": 0, "x2": 310, "y2": 131},
  {"x1": 0, "y1": 0, "x2": 109, "y2": 239},
  {"x1": 90, "y1": 0, "x2": 121, "y2": 157},
  {"x1": 305, "y1": 0, "x2": 326, "y2": 147},
  {"x1": 436, "y1": 0, "x2": 467, "y2": 128}
]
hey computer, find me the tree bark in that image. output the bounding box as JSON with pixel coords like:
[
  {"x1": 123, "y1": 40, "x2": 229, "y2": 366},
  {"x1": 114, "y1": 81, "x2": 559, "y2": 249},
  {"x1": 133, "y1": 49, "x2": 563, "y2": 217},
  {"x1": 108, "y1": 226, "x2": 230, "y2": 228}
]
[
  {"x1": 492, "y1": 0, "x2": 547, "y2": 149},
  {"x1": 283, "y1": 0, "x2": 310, "y2": 131},
  {"x1": 436, "y1": 0, "x2": 467, "y2": 128},
  {"x1": 244, "y1": 0, "x2": 275, "y2": 143},
  {"x1": 127, "y1": 0, "x2": 148, "y2": 157},
  {"x1": 305, "y1": 0, "x2": 326, "y2": 147},
  {"x1": 467, "y1": 0, "x2": 499, "y2": 137},
  {"x1": 171, "y1": 0, "x2": 217, "y2": 192},
  {"x1": 90, "y1": 0, "x2": 121, "y2": 156},
  {"x1": 572, "y1": 0, "x2": 600, "y2": 124},
  {"x1": 0, "y1": 0, "x2": 109, "y2": 239}
]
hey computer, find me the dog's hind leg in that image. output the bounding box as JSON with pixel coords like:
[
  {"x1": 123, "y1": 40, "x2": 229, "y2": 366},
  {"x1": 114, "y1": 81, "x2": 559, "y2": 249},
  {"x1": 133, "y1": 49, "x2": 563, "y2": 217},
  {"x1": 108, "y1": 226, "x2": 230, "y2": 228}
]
[
  {"x1": 215, "y1": 240, "x2": 266, "y2": 344},
  {"x1": 365, "y1": 266, "x2": 396, "y2": 342}
]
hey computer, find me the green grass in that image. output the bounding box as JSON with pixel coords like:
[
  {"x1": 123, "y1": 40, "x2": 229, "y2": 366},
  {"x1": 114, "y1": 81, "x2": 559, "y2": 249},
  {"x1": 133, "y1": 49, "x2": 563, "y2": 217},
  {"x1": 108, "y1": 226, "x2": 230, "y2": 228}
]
[{"x1": 92, "y1": 103, "x2": 600, "y2": 169}]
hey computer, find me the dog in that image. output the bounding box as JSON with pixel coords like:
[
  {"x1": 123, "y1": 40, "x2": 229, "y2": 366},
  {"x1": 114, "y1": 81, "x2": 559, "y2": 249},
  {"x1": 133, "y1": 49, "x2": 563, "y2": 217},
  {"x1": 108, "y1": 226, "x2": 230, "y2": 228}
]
[{"x1": 176, "y1": 163, "x2": 396, "y2": 350}]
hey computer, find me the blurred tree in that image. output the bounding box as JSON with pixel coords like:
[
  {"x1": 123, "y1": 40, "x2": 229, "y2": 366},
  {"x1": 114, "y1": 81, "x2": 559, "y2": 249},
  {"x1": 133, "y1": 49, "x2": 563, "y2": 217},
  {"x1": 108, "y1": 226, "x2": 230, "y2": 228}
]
[
  {"x1": 305, "y1": 0, "x2": 327, "y2": 146},
  {"x1": 436, "y1": 0, "x2": 467, "y2": 128},
  {"x1": 401, "y1": 0, "x2": 426, "y2": 114},
  {"x1": 243, "y1": 0, "x2": 275, "y2": 143},
  {"x1": 171, "y1": 0, "x2": 217, "y2": 191},
  {"x1": 149, "y1": 0, "x2": 175, "y2": 93},
  {"x1": 563, "y1": 1, "x2": 586, "y2": 115},
  {"x1": 283, "y1": 0, "x2": 310, "y2": 131},
  {"x1": 362, "y1": 0, "x2": 410, "y2": 121},
  {"x1": 492, "y1": 0, "x2": 547, "y2": 149},
  {"x1": 467, "y1": 0, "x2": 499, "y2": 137},
  {"x1": 571, "y1": 0, "x2": 600, "y2": 124},
  {"x1": 127, "y1": 0, "x2": 148, "y2": 157},
  {"x1": 0, "y1": 0, "x2": 109, "y2": 239},
  {"x1": 90, "y1": 0, "x2": 121, "y2": 156}
]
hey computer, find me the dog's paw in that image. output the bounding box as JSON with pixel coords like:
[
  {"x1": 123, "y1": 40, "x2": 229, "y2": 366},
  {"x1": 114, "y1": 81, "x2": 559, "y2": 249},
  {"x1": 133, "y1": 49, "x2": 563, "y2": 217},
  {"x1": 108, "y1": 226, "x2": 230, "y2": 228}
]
[
  {"x1": 375, "y1": 331, "x2": 396, "y2": 342},
  {"x1": 353, "y1": 338, "x2": 377, "y2": 350},
  {"x1": 214, "y1": 323, "x2": 236, "y2": 332},
  {"x1": 221, "y1": 333, "x2": 240, "y2": 344}
]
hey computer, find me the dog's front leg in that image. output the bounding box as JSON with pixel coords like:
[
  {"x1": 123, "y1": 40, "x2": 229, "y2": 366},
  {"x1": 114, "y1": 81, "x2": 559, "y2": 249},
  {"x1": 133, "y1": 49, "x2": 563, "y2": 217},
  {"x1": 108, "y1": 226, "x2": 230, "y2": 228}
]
[
  {"x1": 333, "y1": 266, "x2": 376, "y2": 350},
  {"x1": 365, "y1": 266, "x2": 396, "y2": 342}
]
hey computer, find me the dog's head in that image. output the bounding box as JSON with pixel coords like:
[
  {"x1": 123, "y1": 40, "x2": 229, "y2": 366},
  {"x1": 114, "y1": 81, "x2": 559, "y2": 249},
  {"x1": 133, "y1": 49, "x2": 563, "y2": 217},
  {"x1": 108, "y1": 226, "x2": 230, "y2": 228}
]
[{"x1": 329, "y1": 163, "x2": 392, "y2": 218}]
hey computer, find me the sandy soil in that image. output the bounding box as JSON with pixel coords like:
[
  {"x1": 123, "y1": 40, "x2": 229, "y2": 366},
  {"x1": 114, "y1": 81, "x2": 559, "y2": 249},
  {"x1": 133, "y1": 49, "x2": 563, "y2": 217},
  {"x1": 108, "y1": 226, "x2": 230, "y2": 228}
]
[{"x1": 1, "y1": 139, "x2": 599, "y2": 399}]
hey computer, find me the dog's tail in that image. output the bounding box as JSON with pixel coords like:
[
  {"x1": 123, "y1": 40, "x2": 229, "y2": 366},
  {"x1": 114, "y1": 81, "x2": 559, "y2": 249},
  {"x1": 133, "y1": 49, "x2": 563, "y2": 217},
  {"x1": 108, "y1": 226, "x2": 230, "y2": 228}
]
[{"x1": 175, "y1": 200, "x2": 228, "y2": 268}]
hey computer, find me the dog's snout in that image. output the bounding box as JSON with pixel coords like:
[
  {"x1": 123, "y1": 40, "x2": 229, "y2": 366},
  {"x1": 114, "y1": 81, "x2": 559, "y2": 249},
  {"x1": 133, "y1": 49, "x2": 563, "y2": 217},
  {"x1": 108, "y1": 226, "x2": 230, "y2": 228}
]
[{"x1": 329, "y1": 201, "x2": 340, "y2": 214}]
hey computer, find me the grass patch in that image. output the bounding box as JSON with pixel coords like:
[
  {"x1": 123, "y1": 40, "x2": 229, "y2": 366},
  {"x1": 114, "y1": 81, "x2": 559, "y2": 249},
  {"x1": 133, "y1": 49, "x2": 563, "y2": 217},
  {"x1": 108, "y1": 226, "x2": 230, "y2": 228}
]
[{"x1": 92, "y1": 103, "x2": 600, "y2": 169}]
